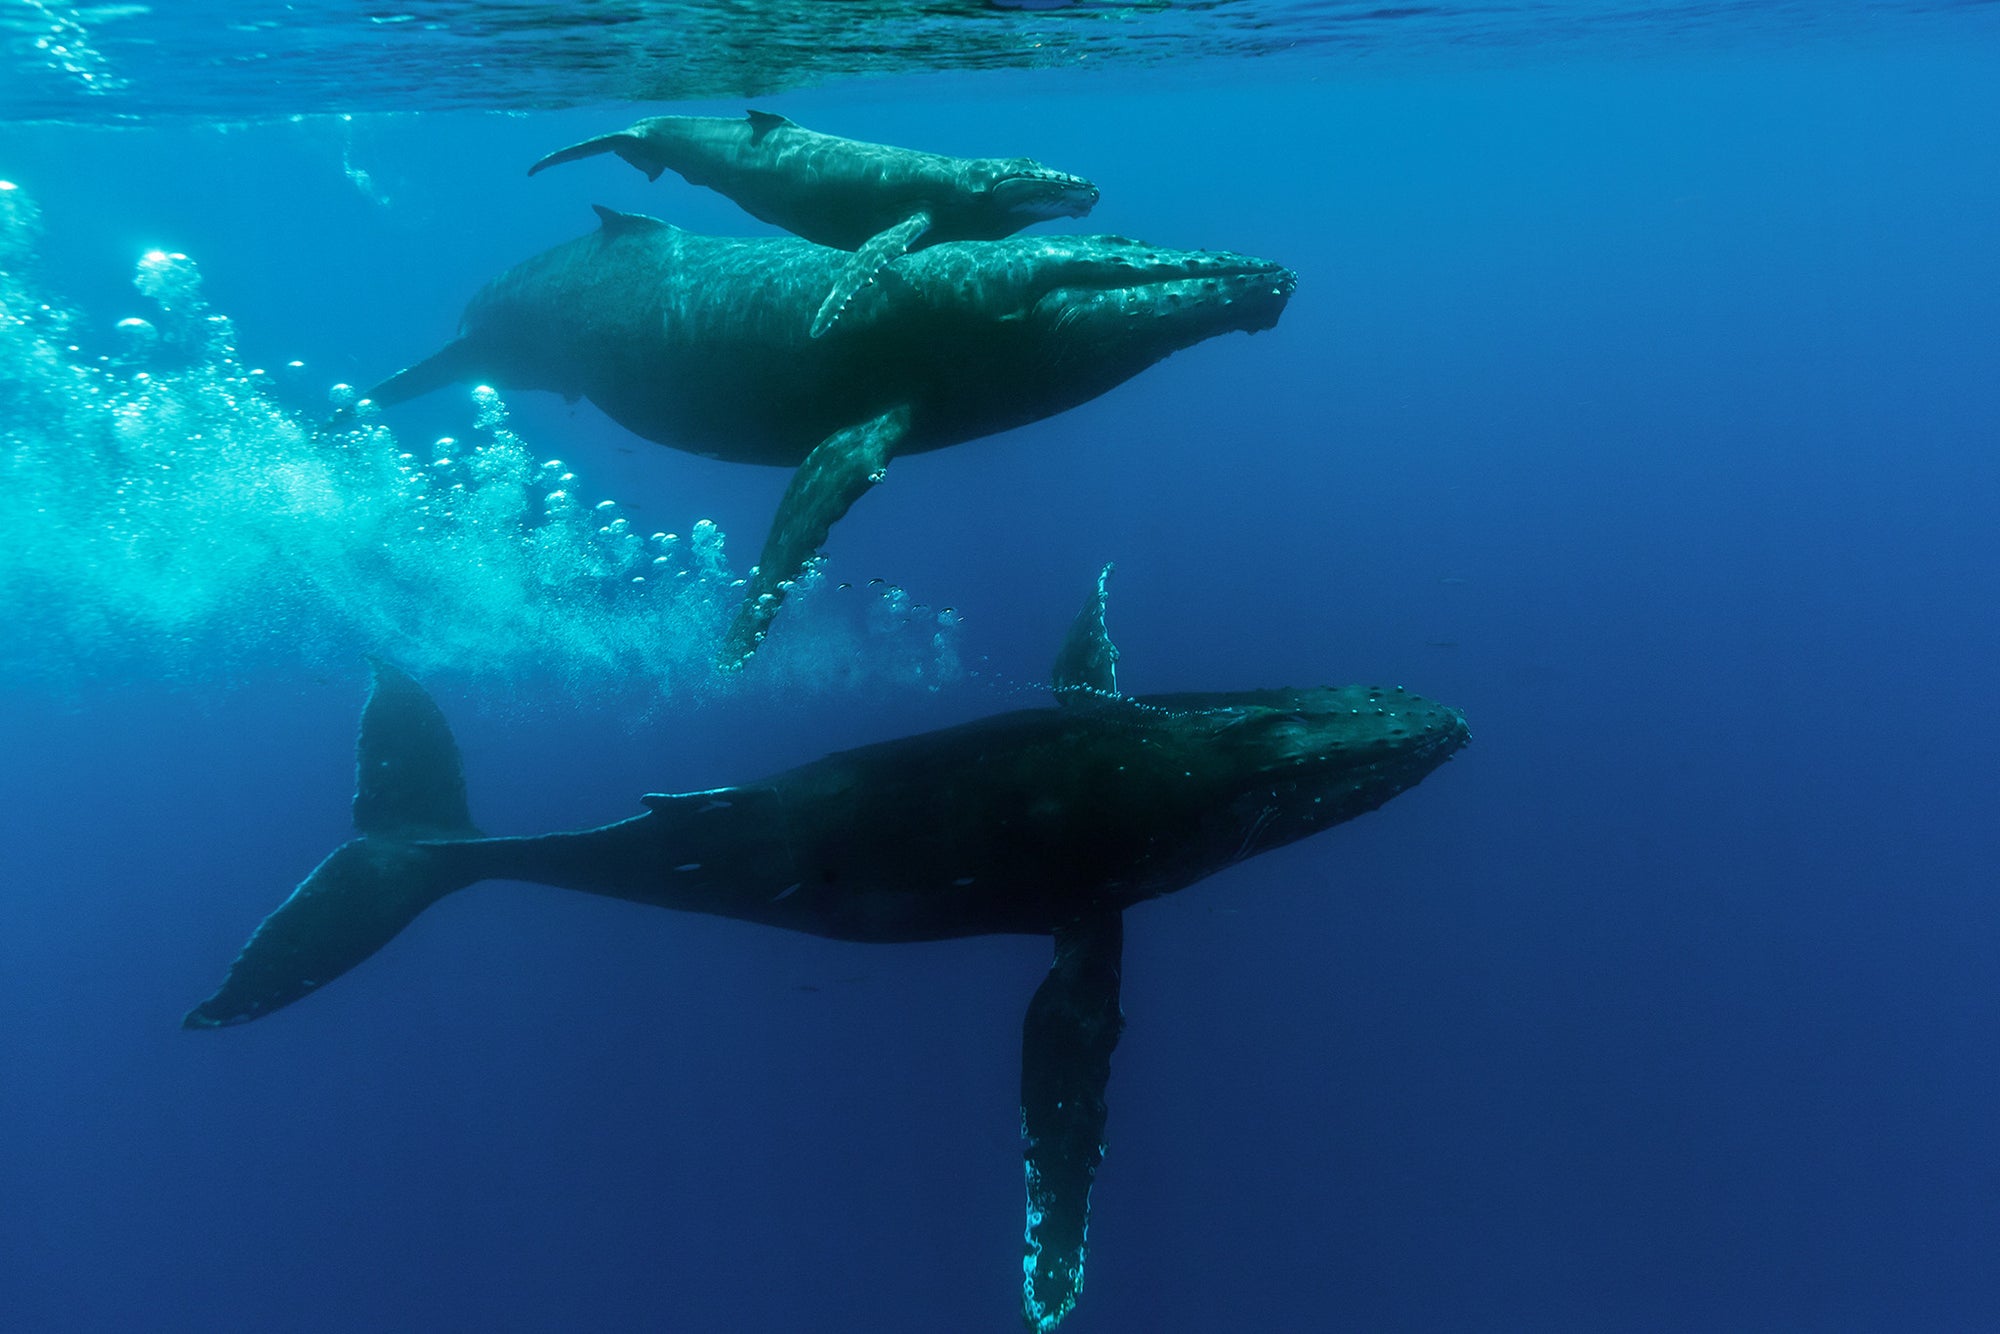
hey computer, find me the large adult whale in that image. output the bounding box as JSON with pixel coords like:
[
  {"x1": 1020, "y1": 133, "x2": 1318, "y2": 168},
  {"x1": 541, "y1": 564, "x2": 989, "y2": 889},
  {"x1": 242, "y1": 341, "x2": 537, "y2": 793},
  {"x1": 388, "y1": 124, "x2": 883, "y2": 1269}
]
[
  {"x1": 529, "y1": 110, "x2": 1100, "y2": 336},
  {"x1": 184, "y1": 566, "x2": 1469, "y2": 1332},
  {"x1": 367, "y1": 208, "x2": 1296, "y2": 663}
]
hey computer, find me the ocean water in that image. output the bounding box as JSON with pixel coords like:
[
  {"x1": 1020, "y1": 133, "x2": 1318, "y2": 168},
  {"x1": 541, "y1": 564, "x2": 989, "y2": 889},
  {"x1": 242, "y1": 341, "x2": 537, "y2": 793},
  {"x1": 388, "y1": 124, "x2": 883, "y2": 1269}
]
[{"x1": 4, "y1": 3, "x2": 1999, "y2": 1331}]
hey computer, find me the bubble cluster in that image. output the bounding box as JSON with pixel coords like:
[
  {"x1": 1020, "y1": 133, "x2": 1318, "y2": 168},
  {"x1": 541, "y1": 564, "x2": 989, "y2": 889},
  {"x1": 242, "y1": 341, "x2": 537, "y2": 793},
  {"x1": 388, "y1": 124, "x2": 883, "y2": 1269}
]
[
  {"x1": 14, "y1": 0, "x2": 123, "y2": 99},
  {"x1": 0, "y1": 180, "x2": 43, "y2": 263},
  {"x1": 0, "y1": 183, "x2": 961, "y2": 703}
]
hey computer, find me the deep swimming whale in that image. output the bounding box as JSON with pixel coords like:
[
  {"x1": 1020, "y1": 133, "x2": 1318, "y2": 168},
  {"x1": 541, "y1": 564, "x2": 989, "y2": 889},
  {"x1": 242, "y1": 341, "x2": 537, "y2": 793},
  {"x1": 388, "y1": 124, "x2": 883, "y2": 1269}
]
[
  {"x1": 184, "y1": 567, "x2": 1469, "y2": 1332},
  {"x1": 367, "y1": 209, "x2": 1295, "y2": 662},
  {"x1": 528, "y1": 110, "x2": 1100, "y2": 336}
]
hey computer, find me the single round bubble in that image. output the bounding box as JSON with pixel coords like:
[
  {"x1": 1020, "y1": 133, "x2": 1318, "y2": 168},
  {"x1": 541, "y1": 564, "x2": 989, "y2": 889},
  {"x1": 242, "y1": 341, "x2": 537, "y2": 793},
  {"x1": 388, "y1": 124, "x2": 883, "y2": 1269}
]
[
  {"x1": 113, "y1": 317, "x2": 159, "y2": 358},
  {"x1": 328, "y1": 383, "x2": 358, "y2": 408},
  {"x1": 470, "y1": 384, "x2": 506, "y2": 429}
]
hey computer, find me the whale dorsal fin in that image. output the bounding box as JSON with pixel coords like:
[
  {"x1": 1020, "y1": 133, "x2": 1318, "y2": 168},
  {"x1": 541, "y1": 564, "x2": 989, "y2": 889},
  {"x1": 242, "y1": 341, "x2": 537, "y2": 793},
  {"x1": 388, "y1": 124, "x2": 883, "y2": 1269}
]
[
  {"x1": 1051, "y1": 564, "x2": 1120, "y2": 701},
  {"x1": 745, "y1": 109, "x2": 793, "y2": 144},
  {"x1": 590, "y1": 204, "x2": 671, "y2": 236},
  {"x1": 810, "y1": 210, "x2": 933, "y2": 339},
  {"x1": 352, "y1": 660, "x2": 481, "y2": 840}
]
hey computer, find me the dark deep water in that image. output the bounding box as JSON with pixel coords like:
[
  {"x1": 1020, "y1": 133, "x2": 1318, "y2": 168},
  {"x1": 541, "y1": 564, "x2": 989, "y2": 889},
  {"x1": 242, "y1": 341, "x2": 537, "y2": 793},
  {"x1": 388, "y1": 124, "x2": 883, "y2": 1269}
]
[{"x1": 4, "y1": 6, "x2": 2000, "y2": 1332}]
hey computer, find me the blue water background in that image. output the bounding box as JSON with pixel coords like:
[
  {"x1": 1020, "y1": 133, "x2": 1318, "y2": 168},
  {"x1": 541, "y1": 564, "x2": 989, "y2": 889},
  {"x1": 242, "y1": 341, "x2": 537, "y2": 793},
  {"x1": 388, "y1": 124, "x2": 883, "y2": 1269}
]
[{"x1": 4, "y1": 26, "x2": 2000, "y2": 1333}]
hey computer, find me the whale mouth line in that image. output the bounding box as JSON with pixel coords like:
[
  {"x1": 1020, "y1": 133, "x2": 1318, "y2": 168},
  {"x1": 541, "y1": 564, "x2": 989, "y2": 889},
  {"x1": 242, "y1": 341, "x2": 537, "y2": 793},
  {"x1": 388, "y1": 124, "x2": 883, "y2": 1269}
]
[
  {"x1": 1046, "y1": 263, "x2": 1297, "y2": 303},
  {"x1": 991, "y1": 171, "x2": 1102, "y2": 216},
  {"x1": 996, "y1": 169, "x2": 1093, "y2": 188}
]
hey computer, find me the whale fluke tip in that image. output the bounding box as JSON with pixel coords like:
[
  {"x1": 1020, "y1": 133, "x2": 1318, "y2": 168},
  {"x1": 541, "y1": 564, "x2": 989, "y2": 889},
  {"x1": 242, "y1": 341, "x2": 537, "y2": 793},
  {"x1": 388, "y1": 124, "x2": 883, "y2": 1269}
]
[{"x1": 529, "y1": 129, "x2": 663, "y2": 181}]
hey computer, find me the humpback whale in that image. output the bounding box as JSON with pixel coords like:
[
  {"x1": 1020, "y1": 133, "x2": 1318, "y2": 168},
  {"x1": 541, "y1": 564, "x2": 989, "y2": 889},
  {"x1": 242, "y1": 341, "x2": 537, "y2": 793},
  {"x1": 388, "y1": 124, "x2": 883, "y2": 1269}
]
[
  {"x1": 528, "y1": 111, "x2": 1100, "y2": 336},
  {"x1": 367, "y1": 211, "x2": 1295, "y2": 662},
  {"x1": 185, "y1": 567, "x2": 1469, "y2": 1332}
]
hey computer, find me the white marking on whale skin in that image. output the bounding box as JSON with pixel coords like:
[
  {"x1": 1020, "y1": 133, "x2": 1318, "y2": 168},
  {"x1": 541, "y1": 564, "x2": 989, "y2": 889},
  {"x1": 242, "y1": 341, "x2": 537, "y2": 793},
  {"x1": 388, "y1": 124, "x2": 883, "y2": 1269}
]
[
  {"x1": 952, "y1": 876, "x2": 976, "y2": 887},
  {"x1": 696, "y1": 800, "x2": 732, "y2": 813},
  {"x1": 675, "y1": 862, "x2": 703, "y2": 872},
  {"x1": 772, "y1": 882, "x2": 803, "y2": 902},
  {"x1": 1232, "y1": 806, "x2": 1278, "y2": 864}
]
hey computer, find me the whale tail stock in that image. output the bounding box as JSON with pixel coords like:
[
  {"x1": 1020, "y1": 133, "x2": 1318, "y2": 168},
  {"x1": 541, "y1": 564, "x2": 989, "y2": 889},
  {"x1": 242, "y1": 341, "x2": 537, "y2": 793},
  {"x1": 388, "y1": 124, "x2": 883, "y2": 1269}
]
[
  {"x1": 527, "y1": 129, "x2": 664, "y2": 181},
  {"x1": 182, "y1": 662, "x2": 484, "y2": 1030}
]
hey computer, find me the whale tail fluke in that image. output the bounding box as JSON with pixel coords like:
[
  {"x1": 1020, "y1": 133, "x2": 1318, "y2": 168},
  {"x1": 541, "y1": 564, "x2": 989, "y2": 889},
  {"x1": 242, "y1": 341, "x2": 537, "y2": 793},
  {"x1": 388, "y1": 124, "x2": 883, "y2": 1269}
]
[
  {"x1": 183, "y1": 664, "x2": 484, "y2": 1030},
  {"x1": 366, "y1": 336, "x2": 486, "y2": 408},
  {"x1": 527, "y1": 130, "x2": 664, "y2": 181}
]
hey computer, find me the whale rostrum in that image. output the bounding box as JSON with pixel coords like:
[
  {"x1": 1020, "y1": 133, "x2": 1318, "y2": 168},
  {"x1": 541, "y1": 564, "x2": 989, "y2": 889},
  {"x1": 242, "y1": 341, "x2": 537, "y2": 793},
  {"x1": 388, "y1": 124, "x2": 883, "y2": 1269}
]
[
  {"x1": 185, "y1": 566, "x2": 1469, "y2": 1331},
  {"x1": 368, "y1": 210, "x2": 1296, "y2": 662},
  {"x1": 529, "y1": 110, "x2": 1101, "y2": 337}
]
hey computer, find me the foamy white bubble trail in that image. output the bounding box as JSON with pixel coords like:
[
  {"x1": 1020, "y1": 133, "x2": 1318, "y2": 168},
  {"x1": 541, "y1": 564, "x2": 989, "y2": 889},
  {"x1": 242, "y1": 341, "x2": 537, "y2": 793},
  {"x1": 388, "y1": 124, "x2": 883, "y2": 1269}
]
[{"x1": 0, "y1": 181, "x2": 961, "y2": 704}]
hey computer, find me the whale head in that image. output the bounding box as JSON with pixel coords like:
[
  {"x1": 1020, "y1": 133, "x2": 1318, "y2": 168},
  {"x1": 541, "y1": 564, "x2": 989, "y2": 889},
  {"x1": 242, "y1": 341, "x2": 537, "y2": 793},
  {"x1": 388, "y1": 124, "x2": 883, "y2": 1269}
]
[
  {"x1": 975, "y1": 159, "x2": 1101, "y2": 223},
  {"x1": 893, "y1": 235, "x2": 1295, "y2": 428},
  {"x1": 1026, "y1": 237, "x2": 1296, "y2": 342},
  {"x1": 1135, "y1": 684, "x2": 1470, "y2": 865}
]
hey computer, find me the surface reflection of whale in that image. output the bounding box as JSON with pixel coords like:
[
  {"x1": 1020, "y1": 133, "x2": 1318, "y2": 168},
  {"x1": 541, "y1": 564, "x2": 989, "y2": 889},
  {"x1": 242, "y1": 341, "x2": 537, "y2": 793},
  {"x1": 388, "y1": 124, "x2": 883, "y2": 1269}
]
[
  {"x1": 529, "y1": 110, "x2": 1101, "y2": 337},
  {"x1": 368, "y1": 208, "x2": 1296, "y2": 662},
  {"x1": 184, "y1": 566, "x2": 1468, "y2": 1333}
]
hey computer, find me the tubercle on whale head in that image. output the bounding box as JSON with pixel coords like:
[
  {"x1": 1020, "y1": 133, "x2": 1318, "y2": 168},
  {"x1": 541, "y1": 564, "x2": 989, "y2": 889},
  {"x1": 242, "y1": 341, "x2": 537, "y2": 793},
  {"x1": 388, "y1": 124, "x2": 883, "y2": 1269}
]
[
  {"x1": 1189, "y1": 684, "x2": 1468, "y2": 771},
  {"x1": 1138, "y1": 683, "x2": 1470, "y2": 855},
  {"x1": 1015, "y1": 240, "x2": 1299, "y2": 344}
]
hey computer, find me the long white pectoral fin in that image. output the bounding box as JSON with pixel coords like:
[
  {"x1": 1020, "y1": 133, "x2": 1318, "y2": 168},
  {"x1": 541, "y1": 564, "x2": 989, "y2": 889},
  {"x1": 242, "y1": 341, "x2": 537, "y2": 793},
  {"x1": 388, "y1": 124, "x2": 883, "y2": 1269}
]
[
  {"x1": 720, "y1": 405, "x2": 913, "y2": 666},
  {"x1": 1020, "y1": 910, "x2": 1125, "y2": 1332},
  {"x1": 809, "y1": 211, "x2": 932, "y2": 339}
]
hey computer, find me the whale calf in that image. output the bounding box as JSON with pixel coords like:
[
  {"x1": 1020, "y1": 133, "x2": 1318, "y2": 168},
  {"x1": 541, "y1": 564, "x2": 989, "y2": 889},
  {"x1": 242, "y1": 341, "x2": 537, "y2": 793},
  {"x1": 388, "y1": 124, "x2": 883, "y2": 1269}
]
[
  {"x1": 185, "y1": 567, "x2": 1469, "y2": 1331},
  {"x1": 368, "y1": 210, "x2": 1295, "y2": 661},
  {"x1": 529, "y1": 110, "x2": 1100, "y2": 336}
]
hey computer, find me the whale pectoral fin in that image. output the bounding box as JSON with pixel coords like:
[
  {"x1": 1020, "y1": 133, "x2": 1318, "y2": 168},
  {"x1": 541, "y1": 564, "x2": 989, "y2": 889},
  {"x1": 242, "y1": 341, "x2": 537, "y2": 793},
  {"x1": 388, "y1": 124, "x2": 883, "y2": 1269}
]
[
  {"x1": 1021, "y1": 909, "x2": 1125, "y2": 1333},
  {"x1": 528, "y1": 129, "x2": 662, "y2": 180},
  {"x1": 809, "y1": 211, "x2": 932, "y2": 339},
  {"x1": 721, "y1": 406, "x2": 913, "y2": 666},
  {"x1": 1051, "y1": 563, "x2": 1121, "y2": 700}
]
